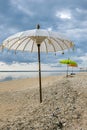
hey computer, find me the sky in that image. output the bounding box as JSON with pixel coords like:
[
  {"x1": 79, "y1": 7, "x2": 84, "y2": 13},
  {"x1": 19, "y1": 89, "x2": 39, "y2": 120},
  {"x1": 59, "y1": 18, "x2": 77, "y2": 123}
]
[{"x1": 0, "y1": 0, "x2": 87, "y2": 71}]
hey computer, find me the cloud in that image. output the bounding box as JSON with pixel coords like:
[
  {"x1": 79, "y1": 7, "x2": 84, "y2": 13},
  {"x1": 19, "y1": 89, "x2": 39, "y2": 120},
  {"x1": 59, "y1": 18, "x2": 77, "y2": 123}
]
[
  {"x1": 10, "y1": 0, "x2": 35, "y2": 16},
  {"x1": 79, "y1": 53, "x2": 87, "y2": 65},
  {"x1": 0, "y1": 61, "x2": 64, "y2": 71},
  {"x1": 0, "y1": 62, "x2": 37, "y2": 71},
  {"x1": 0, "y1": 25, "x2": 19, "y2": 42},
  {"x1": 65, "y1": 28, "x2": 87, "y2": 42},
  {"x1": 56, "y1": 10, "x2": 72, "y2": 20},
  {"x1": 76, "y1": 8, "x2": 87, "y2": 14},
  {"x1": 47, "y1": 27, "x2": 53, "y2": 31}
]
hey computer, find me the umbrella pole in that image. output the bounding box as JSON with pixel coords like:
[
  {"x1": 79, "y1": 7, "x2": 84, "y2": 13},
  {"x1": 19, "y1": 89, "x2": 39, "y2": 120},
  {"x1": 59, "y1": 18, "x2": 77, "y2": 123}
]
[
  {"x1": 72, "y1": 67, "x2": 73, "y2": 74},
  {"x1": 37, "y1": 44, "x2": 42, "y2": 103},
  {"x1": 66, "y1": 64, "x2": 68, "y2": 77}
]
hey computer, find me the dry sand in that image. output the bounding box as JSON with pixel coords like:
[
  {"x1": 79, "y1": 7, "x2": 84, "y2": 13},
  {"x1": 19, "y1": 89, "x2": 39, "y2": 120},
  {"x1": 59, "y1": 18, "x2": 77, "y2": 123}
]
[{"x1": 0, "y1": 72, "x2": 87, "y2": 130}]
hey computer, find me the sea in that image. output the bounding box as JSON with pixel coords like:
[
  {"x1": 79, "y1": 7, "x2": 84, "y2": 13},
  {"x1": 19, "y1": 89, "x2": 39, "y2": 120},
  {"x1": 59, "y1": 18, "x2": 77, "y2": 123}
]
[{"x1": 0, "y1": 70, "x2": 81, "y2": 82}]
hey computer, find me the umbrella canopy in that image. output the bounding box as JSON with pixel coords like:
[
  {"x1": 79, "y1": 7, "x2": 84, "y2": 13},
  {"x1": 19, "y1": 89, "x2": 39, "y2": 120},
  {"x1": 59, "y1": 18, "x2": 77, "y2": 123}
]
[
  {"x1": 1, "y1": 24, "x2": 74, "y2": 103},
  {"x1": 2, "y1": 25, "x2": 74, "y2": 53},
  {"x1": 60, "y1": 59, "x2": 77, "y2": 65},
  {"x1": 59, "y1": 59, "x2": 77, "y2": 76},
  {"x1": 68, "y1": 63, "x2": 78, "y2": 67}
]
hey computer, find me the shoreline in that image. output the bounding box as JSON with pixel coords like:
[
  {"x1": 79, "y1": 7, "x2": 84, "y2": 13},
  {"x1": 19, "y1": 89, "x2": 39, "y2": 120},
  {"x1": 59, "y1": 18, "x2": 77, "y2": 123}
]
[
  {"x1": 0, "y1": 74, "x2": 63, "y2": 92},
  {"x1": 0, "y1": 72, "x2": 86, "y2": 92},
  {"x1": 0, "y1": 70, "x2": 83, "y2": 82}
]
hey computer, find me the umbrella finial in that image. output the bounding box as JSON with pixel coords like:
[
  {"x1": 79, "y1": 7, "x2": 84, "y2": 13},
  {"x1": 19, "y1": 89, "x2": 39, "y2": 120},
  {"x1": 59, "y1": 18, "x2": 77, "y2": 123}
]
[{"x1": 36, "y1": 24, "x2": 40, "y2": 29}]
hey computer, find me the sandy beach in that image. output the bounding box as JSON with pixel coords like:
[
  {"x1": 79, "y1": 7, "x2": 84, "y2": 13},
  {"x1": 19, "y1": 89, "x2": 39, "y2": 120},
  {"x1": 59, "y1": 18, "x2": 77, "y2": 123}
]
[{"x1": 0, "y1": 72, "x2": 87, "y2": 130}]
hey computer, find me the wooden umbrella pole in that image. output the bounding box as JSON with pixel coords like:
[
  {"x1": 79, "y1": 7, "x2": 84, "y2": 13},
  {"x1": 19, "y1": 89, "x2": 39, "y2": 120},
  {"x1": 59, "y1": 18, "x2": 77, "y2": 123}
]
[{"x1": 37, "y1": 44, "x2": 42, "y2": 103}]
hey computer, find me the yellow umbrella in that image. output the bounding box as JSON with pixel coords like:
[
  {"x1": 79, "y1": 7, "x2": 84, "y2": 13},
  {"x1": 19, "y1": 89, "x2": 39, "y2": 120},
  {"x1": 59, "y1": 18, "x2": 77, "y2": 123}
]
[{"x1": 60, "y1": 59, "x2": 77, "y2": 76}]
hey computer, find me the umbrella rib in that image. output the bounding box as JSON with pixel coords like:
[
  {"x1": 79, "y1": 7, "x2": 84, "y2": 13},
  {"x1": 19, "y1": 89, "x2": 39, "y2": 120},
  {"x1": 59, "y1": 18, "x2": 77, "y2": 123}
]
[
  {"x1": 51, "y1": 37, "x2": 64, "y2": 50},
  {"x1": 57, "y1": 38, "x2": 70, "y2": 49},
  {"x1": 63, "y1": 40, "x2": 71, "y2": 49},
  {"x1": 47, "y1": 38, "x2": 56, "y2": 52},
  {"x1": 59, "y1": 39, "x2": 69, "y2": 48},
  {"x1": 8, "y1": 37, "x2": 28, "y2": 50},
  {"x1": 8, "y1": 38, "x2": 22, "y2": 50},
  {"x1": 5, "y1": 38, "x2": 16, "y2": 48},
  {"x1": 23, "y1": 38, "x2": 31, "y2": 51},
  {"x1": 44, "y1": 40, "x2": 48, "y2": 53},
  {"x1": 7, "y1": 37, "x2": 19, "y2": 43},
  {"x1": 6, "y1": 31, "x2": 27, "y2": 43},
  {"x1": 15, "y1": 37, "x2": 30, "y2": 51},
  {"x1": 7, "y1": 36, "x2": 26, "y2": 43},
  {"x1": 31, "y1": 41, "x2": 34, "y2": 52}
]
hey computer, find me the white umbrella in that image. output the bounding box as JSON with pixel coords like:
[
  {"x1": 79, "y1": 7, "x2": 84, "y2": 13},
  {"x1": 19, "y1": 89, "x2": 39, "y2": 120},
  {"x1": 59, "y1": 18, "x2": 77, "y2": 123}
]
[{"x1": 1, "y1": 24, "x2": 74, "y2": 103}]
